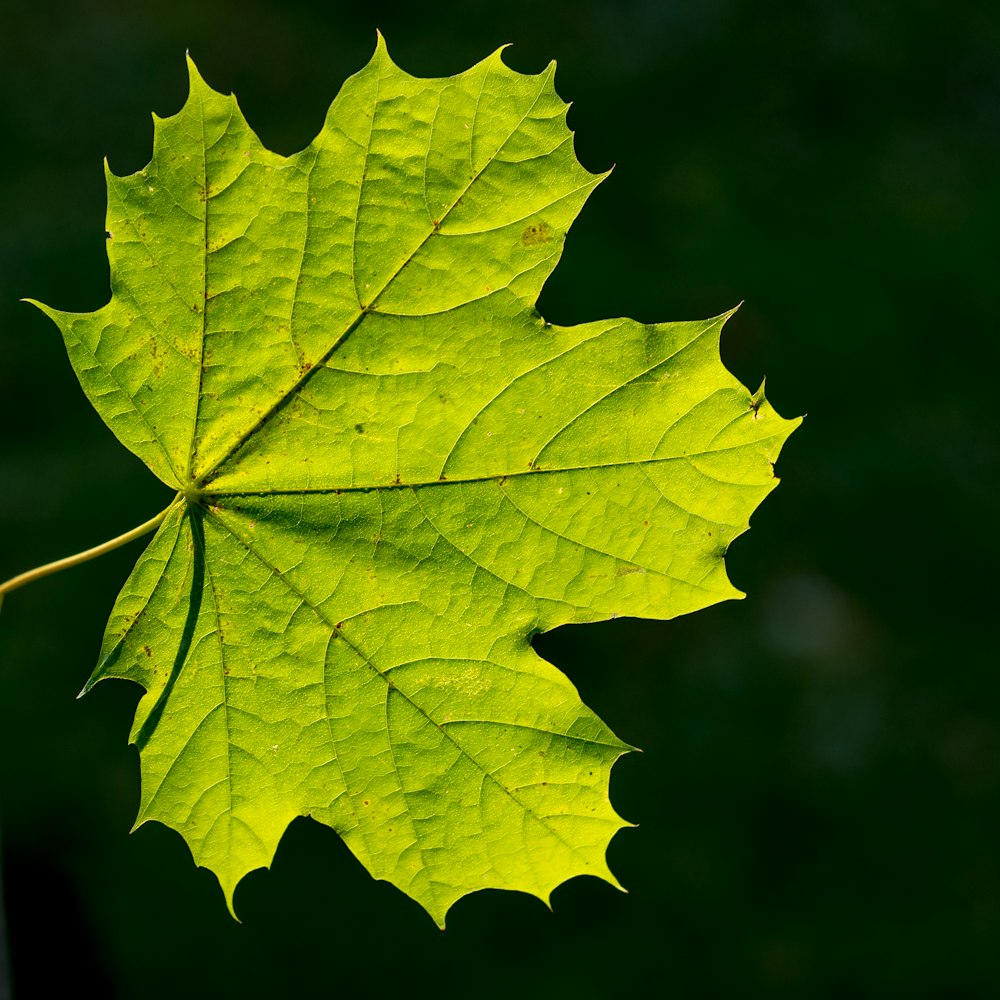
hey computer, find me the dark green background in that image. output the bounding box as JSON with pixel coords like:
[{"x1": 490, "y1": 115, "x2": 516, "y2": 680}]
[{"x1": 1, "y1": 1, "x2": 997, "y2": 996}]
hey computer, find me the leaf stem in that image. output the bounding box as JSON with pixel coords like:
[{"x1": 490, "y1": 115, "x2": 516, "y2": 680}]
[{"x1": 0, "y1": 494, "x2": 182, "y2": 609}]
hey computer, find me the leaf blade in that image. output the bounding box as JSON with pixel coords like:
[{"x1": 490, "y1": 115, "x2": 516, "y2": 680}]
[{"x1": 46, "y1": 39, "x2": 800, "y2": 922}]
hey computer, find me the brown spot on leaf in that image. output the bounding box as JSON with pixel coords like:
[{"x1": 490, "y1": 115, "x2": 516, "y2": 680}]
[{"x1": 521, "y1": 221, "x2": 553, "y2": 245}]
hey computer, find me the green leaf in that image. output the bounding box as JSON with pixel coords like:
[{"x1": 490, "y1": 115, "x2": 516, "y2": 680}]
[{"x1": 34, "y1": 38, "x2": 799, "y2": 924}]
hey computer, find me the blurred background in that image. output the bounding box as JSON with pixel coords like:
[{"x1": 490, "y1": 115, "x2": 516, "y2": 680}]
[{"x1": 0, "y1": 0, "x2": 997, "y2": 996}]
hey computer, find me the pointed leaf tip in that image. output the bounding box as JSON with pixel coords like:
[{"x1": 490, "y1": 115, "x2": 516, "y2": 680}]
[
  {"x1": 184, "y1": 52, "x2": 216, "y2": 98},
  {"x1": 717, "y1": 301, "x2": 743, "y2": 325},
  {"x1": 221, "y1": 884, "x2": 242, "y2": 923},
  {"x1": 20, "y1": 297, "x2": 58, "y2": 323}
]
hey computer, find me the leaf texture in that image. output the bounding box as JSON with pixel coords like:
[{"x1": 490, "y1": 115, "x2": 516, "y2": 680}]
[{"x1": 36, "y1": 37, "x2": 799, "y2": 923}]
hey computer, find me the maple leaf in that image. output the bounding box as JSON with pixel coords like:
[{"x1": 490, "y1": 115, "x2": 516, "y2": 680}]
[{"x1": 23, "y1": 38, "x2": 799, "y2": 924}]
